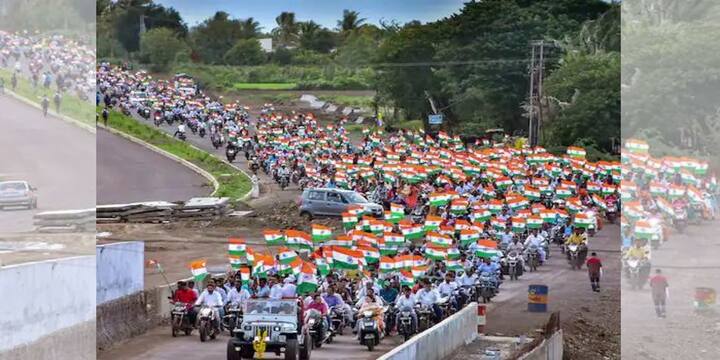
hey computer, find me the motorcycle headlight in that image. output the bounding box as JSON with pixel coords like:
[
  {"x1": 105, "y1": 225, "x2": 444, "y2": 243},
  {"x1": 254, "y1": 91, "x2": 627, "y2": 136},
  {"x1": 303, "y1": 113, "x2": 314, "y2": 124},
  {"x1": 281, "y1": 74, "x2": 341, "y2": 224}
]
[
  {"x1": 273, "y1": 326, "x2": 281, "y2": 332},
  {"x1": 363, "y1": 310, "x2": 374, "y2": 317},
  {"x1": 308, "y1": 319, "x2": 316, "y2": 325}
]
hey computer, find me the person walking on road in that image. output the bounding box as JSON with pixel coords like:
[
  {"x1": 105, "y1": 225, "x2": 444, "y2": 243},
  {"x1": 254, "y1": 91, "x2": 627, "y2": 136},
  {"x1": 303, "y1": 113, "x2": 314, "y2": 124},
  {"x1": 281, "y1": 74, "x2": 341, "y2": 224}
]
[
  {"x1": 11, "y1": 72, "x2": 17, "y2": 91},
  {"x1": 586, "y1": 252, "x2": 602, "y2": 292},
  {"x1": 649, "y1": 269, "x2": 669, "y2": 318},
  {"x1": 102, "y1": 107, "x2": 109, "y2": 127},
  {"x1": 53, "y1": 91, "x2": 62, "y2": 114},
  {"x1": 41, "y1": 95, "x2": 50, "y2": 117}
]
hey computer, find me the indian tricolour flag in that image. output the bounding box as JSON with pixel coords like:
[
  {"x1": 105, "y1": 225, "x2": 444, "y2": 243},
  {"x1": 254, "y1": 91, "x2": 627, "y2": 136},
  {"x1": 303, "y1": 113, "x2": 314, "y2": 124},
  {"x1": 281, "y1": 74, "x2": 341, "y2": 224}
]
[
  {"x1": 427, "y1": 232, "x2": 452, "y2": 248},
  {"x1": 278, "y1": 247, "x2": 298, "y2": 265},
  {"x1": 425, "y1": 244, "x2": 447, "y2": 260},
  {"x1": 391, "y1": 203, "x2": 405, "y2": 218},
  {"x1": 264, "y1": 229, "x2": 285, "y2": 246},
  {"x1": 574, "y1": 213, "x2": 594, "y2": 228},
  {"x1": 511, "y1": 217, "x2": 526, "y2": 233},
  {"x1": 459, "y1": 229, "x2": 480, "y2": 246},
  {"x1": 327, "y1": 235, "x2": 353, "y2": 248},
  {"x1": 400, "y1": 270, "x2": 415, "y2": 287},
  {"x1": 567, "y1": 146, "x2": 586, "y2": 158},
  {"x1": 311, "y1": 224, "x2": 332, "y2": 242},
  {"x1": 447, "y1": 247, "x2": 461, "y2": 260},
  {"x1": 523, "y1": 186, "x2": 541, "y2": 201},
  {"x1": 506, "y1": 196, "x2": 528, "y2": 211},
  {"x1": 687, "y1": 186, "x2": 704, "y2": 203},
  {"x1": 229, "y1": 255, "x2": 243, "y2": 269},
  {"x1": 384, "y1": 232, "x2": 405, "y2": 247},
  {"x1": 342, "y1": 212, "x2": 358, "y2": 229},
  {"x1": 649, "y1": 182, "x2": 666, "y2": 197},
  {"x1": 471, "y1": 209, "x2": 491, "y2": 223},
  {"x1": 279, "y1": 257, "x2": 302, "y2": 277},
  {"x1": 496, "y1": 177, "x2": 513, "y2": 189},
  {"x1": 190, "y1": 260, "x2": 208, "y2": 281},
  {"x1": 475, "y1": 240, "x2": 500, "y2": 259},
  {"x1": 667, "y1": 185, "x2": 685, "y2": 199},
  {"x1": 447, "y1": 259, "x2": 463, "y2": 271},
  {"x1": 296, "y1": 262, "x2": 319, "y2": 295},
  {"x1": 429, "y1": 192, "x2": 449, "y2": 207},
  {"x1": 450, "y1": 198, "x2": 468, "y2": 215},
  {"x1": 487, "y1": 200, "x2": 504, "y2": 214},
  {"x1": 412, "y1": 265, "x2": 429, "y2": 278},
  {"x1": 401, "y1": 222, "x2": 424, "y2": 240},
  {"x1": 656, "y1": 197, "x2": 675, "y2": 217},
  {"x1": 357, "y1": 245, "x2": 380, "y2": 263},
  {"x1": 634, "y1": 220, "x2": 655, "y2": 239},
  {"x1": 424, "y1": 215, "x2": 442, "y2": 231},
  {"x1": 285, "y1": 230, "x2": 313, "y2": 251},
  {"x1": 228, "y1": 238, "x2": 246, "y2": 256},
  {"x1": 379, "y1": 256, "x2": 397, "y2": 273},
  {"x1": 239, "y1": 267, "x2": 251, "y2": 284},
  {"x1": 330, "y1": 246, "x2": 362, "y2": 270},
  {"x1": 625, "y1": 139, "x2": 649, "y2": 153},
  {"x1": 592, "y1": 195, "x2": 608, "y2": 210},
  {"x1": 527, "y1": 215, "x2": 543, "y2": 229},
  {"x1": 315, "y1": 258, "x2": 330, "y2": 277}
]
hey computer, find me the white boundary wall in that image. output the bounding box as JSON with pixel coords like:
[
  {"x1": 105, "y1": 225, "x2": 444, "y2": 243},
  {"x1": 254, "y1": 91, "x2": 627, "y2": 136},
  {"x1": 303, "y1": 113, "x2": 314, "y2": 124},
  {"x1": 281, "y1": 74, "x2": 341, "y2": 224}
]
[
  {"x1": 0, "y1": 256, "x2": 96, "y2": 352},
  {"x1": 378, "y1": 302, "x2": 479, "y2": 360},
  {"x1": 97, "y1": 241, "x2": 144, "y2": 304}
]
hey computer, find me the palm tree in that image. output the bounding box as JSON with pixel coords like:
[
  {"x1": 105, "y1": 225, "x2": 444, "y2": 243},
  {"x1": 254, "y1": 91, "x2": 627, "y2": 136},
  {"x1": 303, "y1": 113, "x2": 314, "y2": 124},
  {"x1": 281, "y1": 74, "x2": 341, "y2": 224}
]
[
  {"x1": 239, "y1": 17, "x2": 261, "y2": 38},
  {"x1": 273, "y1": 11, "x2": 299, "y2": 47},
  {"x1": 337, "y1": 9, "x2": 366, "y2": 32},
  {"x1": 297, "y1": 21, "x2": 320, "y2": 50}
]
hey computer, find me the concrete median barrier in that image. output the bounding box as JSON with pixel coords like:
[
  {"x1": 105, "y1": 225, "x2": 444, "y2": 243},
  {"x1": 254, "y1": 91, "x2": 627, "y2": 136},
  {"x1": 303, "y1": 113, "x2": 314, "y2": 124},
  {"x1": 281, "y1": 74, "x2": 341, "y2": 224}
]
[{"x1": 378, "y1": 302, "x2": 479, "y2": 360}]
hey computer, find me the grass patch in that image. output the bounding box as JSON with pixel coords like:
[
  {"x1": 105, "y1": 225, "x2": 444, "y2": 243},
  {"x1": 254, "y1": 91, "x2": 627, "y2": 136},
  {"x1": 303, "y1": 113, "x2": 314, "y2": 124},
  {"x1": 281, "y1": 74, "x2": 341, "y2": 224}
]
[
  {"x1": 317, "y1": 95, "x2": 374, "y2": 109},
  {"x1": 102, "y1": 107, "x2": 252, "y2": 199},
  {"x1": 232, "y1": 83, "x2": 297, "y2": 90},
  {"x1": 0, "y1": 69, "x2": 95, "y2": 126},
  {"x1": 392, "y1": 119, "x2": 424, "y2": 131}
]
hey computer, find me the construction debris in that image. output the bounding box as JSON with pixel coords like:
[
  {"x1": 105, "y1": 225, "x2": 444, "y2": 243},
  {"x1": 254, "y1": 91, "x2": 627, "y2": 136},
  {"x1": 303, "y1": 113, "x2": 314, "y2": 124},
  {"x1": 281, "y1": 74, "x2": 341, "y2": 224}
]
[
  {"x1": 33, "y1": 209, "x2": 96, "y2": 232},
  {"x1": 97, "y1": 197, "x2": 231, "y2": 223}
]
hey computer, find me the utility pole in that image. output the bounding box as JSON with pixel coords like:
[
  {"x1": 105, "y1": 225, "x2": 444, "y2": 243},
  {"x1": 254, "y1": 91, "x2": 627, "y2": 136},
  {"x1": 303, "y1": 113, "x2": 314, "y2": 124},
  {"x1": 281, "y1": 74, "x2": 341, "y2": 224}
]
[{"x1": 527, "y1": 40, "x2": 555, "y2": 148}]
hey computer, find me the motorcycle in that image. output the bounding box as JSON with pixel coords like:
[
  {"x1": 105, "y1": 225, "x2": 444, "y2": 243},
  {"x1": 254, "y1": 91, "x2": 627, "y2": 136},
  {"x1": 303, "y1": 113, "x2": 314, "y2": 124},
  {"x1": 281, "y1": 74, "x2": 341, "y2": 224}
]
[
  {"x1": 196, "y1": 305, "x2": 221, "y2": 342},
  {"x1": 383, "y1": 304, "x2": 396, "y2": 337},
  {"x1": 226, "y1": 146, "x2": 237, "y2": 163},
  {"x1": 673, "y1": 206, "x2": 688, "y2": 234},
  {"x1": 605, "y1": 201, "x2": 617, "y2": 224},
  {"x1": 330, "y1": 305, "x2": 346, "y2": 336},
  {"x1": 222, "y1": 304, "x2": 243, "y2": 333},
  {"x1": 526, "y1": 245, "x2": 539, "y2": 272},
  {"x1": 566, "y1": 244, "x2": 586, "y2": 270},
  {"x1": 505, "y1": 251, "x2": 522, "y2": 281},
  {"x1": 249, "y1": 158, "x2": 260, "y2": 175},
  {"x1": 397, "y1": 308, "x2": 415, "y2": 342},
  {"x1": 170, "y1": 301, "x2": 193, "y2": 337},
  {"x1": 415, "y1": 304, "x2": 433, "y2": 332},
  {"x1": 305, "y1": 309, "x2": 327, "y2": 348},
  {"x1": 410, "y1": 204, "x2": 427, "y2": 224},
  {"x1": 625, "y1": 258, "x2": 648, "y2": 290},
  {"x1": 280, "y1": 174, "x2": 290, "y2": 190},
  {"x1": 154, "y1": 115, "x2": 163, "y2": 127},
  {"x1": 476, "y1": 273, "x2": 496, "y2": 303},
  {"x1": 358, "y1": 309, "x2": 381, "y2": 351},
  {"x1": 177, "y1": 131, "x2": 187, "y2": 141},
  {"x1": 198, "y1": 126, "x2": 206, "y2": 138}
]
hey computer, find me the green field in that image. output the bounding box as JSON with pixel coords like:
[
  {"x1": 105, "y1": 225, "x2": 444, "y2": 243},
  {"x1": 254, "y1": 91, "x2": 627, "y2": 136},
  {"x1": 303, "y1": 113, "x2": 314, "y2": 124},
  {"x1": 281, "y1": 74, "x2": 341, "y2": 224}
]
[
  {"x1": 0, "y1": 69, "x2": 95, "y2": 127},
  {"x1": 101, "y1": 107, "x2": 252, "y2": 200},
  {"x1": 232, "y1": 83, "x2": 297, "y2": 90}
]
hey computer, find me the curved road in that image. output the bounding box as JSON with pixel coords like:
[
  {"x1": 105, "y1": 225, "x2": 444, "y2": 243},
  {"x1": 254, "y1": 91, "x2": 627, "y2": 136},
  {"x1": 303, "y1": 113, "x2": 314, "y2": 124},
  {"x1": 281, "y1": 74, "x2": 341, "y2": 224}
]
[
  {"x1": 0, "y1": 94, "x2": 95, "y2": 233},
  {"x1": 97, "y1": 128, "x2": 211, "y2": 205}
]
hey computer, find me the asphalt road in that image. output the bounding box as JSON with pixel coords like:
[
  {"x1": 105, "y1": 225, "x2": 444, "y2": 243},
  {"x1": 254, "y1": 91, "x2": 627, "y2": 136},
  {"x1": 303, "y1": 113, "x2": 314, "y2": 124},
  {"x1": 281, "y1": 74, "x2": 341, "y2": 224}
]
[
  {"x1": 0, "y1": 94, "x2": 95, "y2": 233},
  {"x1": 96, "y1": 128, "x2": 211, "y2": 205},
  {"x1": 99, "y1": 324, "x2": 402, "y2": 360},
  {"x1": 622, "y1": 221, "x2": 720, "y2": 360}
]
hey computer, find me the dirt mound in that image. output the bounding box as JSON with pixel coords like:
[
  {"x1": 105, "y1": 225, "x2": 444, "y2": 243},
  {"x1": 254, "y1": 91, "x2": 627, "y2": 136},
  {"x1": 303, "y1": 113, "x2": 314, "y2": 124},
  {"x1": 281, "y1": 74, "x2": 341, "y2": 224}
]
[{"x1": 563, "y1": 287, "x2": 621, "y2": 359}]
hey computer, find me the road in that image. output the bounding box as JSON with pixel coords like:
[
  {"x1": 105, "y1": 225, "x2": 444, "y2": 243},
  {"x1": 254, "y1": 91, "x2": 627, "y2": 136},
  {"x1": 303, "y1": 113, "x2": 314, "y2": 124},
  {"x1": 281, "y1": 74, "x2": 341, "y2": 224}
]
[
  {"x1": 0, "y1": 94, "x2": 95, "y2": 234},
  {"x1": 622, "y1": 221, "x2": 720, "y2": 360},
  {"x1": 99, "y1": 324, "x2": 402, "y2": 360},
  {"x1": 97, "y1": 128, "x2": 211, "y2": 205}
]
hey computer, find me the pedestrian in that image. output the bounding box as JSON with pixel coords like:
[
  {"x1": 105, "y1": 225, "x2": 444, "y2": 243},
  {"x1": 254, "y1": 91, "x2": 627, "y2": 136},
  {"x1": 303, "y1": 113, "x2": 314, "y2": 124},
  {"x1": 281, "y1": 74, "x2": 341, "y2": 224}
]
[
  {"x1": 649, "y1": 269, "x2": 669, "y2": 318},
  {"x1": 585, "y1": 252, "x2": 602, "y2": 292},
  {"x1": 102, "y1": 107, "x2": 109, "y2": 127}
]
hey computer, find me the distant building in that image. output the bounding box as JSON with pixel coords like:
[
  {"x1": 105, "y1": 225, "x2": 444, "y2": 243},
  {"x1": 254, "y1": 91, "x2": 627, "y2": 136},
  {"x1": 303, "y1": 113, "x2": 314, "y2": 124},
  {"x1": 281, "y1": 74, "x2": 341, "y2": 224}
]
[{"x1": 258, "y1": 38, "x2": 273, "y2": 53}]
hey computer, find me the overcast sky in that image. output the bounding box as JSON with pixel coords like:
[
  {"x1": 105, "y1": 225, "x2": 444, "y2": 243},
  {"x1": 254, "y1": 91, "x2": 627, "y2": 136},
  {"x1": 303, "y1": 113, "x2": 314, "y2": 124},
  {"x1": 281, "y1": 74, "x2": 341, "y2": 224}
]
[{"x1": 155, "y1": 0, "x2": 468, "y2": 31}]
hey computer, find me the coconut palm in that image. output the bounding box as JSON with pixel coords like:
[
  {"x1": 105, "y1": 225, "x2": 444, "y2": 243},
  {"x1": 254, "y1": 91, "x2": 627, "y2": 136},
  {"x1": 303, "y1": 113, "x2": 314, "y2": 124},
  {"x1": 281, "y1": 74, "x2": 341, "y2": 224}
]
[
  {"x1": 239, "y1": 17, "x2": 261, "y2": 38},
  {"x1": 273, "y1": 11, "x2": 299, "y2": 47},
  {"x1": 337, "y1": 9, "x2": 366, "y2": 33}
]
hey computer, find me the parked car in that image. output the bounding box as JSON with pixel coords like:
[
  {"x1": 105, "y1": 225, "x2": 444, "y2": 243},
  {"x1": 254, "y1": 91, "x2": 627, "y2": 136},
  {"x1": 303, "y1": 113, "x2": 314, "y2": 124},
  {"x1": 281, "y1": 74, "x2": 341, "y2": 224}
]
[
  {"x1": 299, "y1": 188, "x2": 383, "y2": 219},
  {"x1": 0, "y1": 180, "x2": 38, "y2": 210}
]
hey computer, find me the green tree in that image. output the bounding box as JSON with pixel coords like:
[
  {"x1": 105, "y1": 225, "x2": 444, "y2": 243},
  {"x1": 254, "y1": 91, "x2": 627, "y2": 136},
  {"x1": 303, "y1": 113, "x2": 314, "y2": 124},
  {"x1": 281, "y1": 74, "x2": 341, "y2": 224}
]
[
  {"x1": 338, "y1": 9, "x2": 366, "y2": 33},
  {"x1": 239, "y1": 17, "x2": 261, "y2": 39},
  {"x1": 272, "y1": 11, "x2": 299, "y2": 48},
  {"x1": 189, "y1": 11, "x2": 243, "y2": 64},
  {"x1": 298, "y1": 21, "x2": 336, "y2": 53},
  {"x1": 223, "y1": 38, "x2": 266, "y2": 66},
  {"x1": 139, "y1": 27, "x2": 188, "y2": 71}
]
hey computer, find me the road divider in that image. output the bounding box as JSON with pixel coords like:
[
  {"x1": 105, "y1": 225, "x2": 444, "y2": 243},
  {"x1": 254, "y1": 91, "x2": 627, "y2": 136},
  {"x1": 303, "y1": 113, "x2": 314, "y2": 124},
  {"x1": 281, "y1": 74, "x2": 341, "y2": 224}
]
[
  {"x1": 378, "y1": 302, "x2": 478, "y2": 360},
  {"x1": 101, "y1": 108, "x2": 252, "y2": 201}
]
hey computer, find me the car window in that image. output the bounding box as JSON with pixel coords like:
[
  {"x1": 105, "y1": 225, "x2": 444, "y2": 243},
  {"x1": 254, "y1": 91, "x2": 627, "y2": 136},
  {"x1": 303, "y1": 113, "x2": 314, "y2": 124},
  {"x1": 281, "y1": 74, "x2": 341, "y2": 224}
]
[
  {"x1": 307, "y1": 191, "x2": 325, "y2": 201},
  {"x1": 0, "y1": 182, "x2": 26, "y2": 191},
  {"x1": 327, "y1": 193, "x2": 344, "y2": 203}
]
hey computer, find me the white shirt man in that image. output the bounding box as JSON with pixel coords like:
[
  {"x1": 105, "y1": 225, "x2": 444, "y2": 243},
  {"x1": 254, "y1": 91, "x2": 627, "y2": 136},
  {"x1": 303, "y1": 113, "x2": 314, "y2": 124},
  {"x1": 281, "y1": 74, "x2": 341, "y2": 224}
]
[
  {"x1": 227, "y1": 286, "x2": 251, "y2": 308},
  {"x1": 195, "y1": 288, "x2": 223, "y2": 307},
  {"x1": 524, "y1": 232, "x2": 546, "y2": 262},
  {"x1": 269, "y1": 283, "x2": 284, "y2": 300},
  {"x1": 281, "y1": 277, "x2": 297, "y2": 298},
  {"x1": 415, "y1": 286, "x2": 440, "y2": 307},
  {"x1": 437, "y1": 279, "x2": 459, "y2": 297},
  {"x1": 458, "y1": 271, "x2": 478, "y2": 287},
  {"x1": 395, "y1": 292, "x2": 417, "y2": 310}
]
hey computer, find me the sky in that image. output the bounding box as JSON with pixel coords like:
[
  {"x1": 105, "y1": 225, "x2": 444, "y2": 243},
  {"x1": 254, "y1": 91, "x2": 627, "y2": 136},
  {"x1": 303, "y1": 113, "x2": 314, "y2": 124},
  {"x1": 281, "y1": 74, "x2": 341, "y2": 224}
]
[{"x1": 155, "y1": 0, "x2": 468, "y2": 32}]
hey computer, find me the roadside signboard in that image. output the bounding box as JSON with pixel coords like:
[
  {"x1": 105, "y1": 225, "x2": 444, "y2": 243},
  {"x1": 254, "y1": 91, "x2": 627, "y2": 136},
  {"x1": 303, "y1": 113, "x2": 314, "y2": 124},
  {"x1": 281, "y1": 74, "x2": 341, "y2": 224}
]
[{"x1": 428, "y1": 114, "x2": 444, "y2": 125}]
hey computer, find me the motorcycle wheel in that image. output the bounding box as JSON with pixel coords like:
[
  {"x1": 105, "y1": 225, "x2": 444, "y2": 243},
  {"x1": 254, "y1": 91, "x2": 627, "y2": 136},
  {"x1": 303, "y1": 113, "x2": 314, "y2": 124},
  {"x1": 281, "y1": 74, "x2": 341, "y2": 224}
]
[
  {"x1": 299, "y1": 335, "x2": 311, "y2": 360},
  {"x1": 367, "y1": 336, "x2": 375, "y2": 351},
  {"x1": 184, "y1": 328, "x2": 192, "y2": 336},
  {"x1": 227, "y1": 341, "x2": 242, "y2": 360},
  {"x1": 199, "y1": 324, "x2": 207, "y2": 342},
  {"x1": 404, "y1": 332, "x2": 410, "y2": 342},
  {"x1": 171, "y1": 321, "x2": 178, "y2": 337}
]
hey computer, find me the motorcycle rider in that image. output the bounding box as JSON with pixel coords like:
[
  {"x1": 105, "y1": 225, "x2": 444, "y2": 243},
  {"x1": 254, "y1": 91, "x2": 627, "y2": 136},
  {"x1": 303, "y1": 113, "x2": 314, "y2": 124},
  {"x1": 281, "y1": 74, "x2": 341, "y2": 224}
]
[
  {"x1": 524, "y1": 228, "x2": 547, "y2": 264},
  {"x1": 356, "y1": 288, "x2": 385, "y2": 337},
  {"x1": 323, "y1": 285, "x2": 354, "y2": 327},
  {"x1": 437, "y1": 273, "x2": 460, "y2": 311},
  {"x1": 415, "y1": 278, "x2": 443, "y2": 323},
  {"x1": 306, "y1": 293, "x2": 331, "y2": 337},
  {"x1": 277, "y1": 163, "x2": 291, "y2": 184},
  {"x1": 565, "y1": 226, "x2": 588, "y2": 257},
  {"x1": 269, "y1": 275, "x2": 284, "y2": 300},
  {"x1": 394, "y1": 286, "x2": 418, "y2": 334},
  {"x1": 458, "y1": 267, "x2": 478, "y2": 287},
  {"x1": 174, "y1": 122, "x2": 186, "y2": 138},
  {"x1": 194, "y1": 281, "x2": 224, "y2": 328},
  {"x1": 173, "y1": 281, "x2": 198, "y2": 324},
  {"x1": 506, "y1": 237, "x2": 525, "y2": 265},
  {"x1": 227, "y1": 279, "x2": 251, "y2": 310}
]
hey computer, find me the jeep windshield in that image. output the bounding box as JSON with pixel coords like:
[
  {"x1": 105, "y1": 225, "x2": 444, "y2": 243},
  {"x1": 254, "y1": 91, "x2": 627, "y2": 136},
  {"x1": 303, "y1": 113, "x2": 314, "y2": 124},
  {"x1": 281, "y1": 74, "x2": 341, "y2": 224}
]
[
  {"x1": 245, "y1": 299, "x2": 296, "y2": 316},
  {"x1": 344, "y1": 192, "x2": 368, "y2": 204}
]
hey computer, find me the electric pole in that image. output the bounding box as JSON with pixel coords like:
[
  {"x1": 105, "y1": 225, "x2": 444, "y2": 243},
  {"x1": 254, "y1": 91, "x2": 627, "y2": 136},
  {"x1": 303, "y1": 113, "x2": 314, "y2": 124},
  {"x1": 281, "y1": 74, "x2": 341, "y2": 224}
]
[{"x1": 527, "y1": 40, "x2": 556, "y2": 148}]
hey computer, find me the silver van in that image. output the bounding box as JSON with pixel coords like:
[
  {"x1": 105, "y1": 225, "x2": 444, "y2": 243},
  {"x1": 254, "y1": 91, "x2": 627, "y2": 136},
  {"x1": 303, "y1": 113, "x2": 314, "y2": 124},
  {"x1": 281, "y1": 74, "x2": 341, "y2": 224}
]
[{"x1": 299, "y1": 188, "x2": 383, "y2": 219}]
